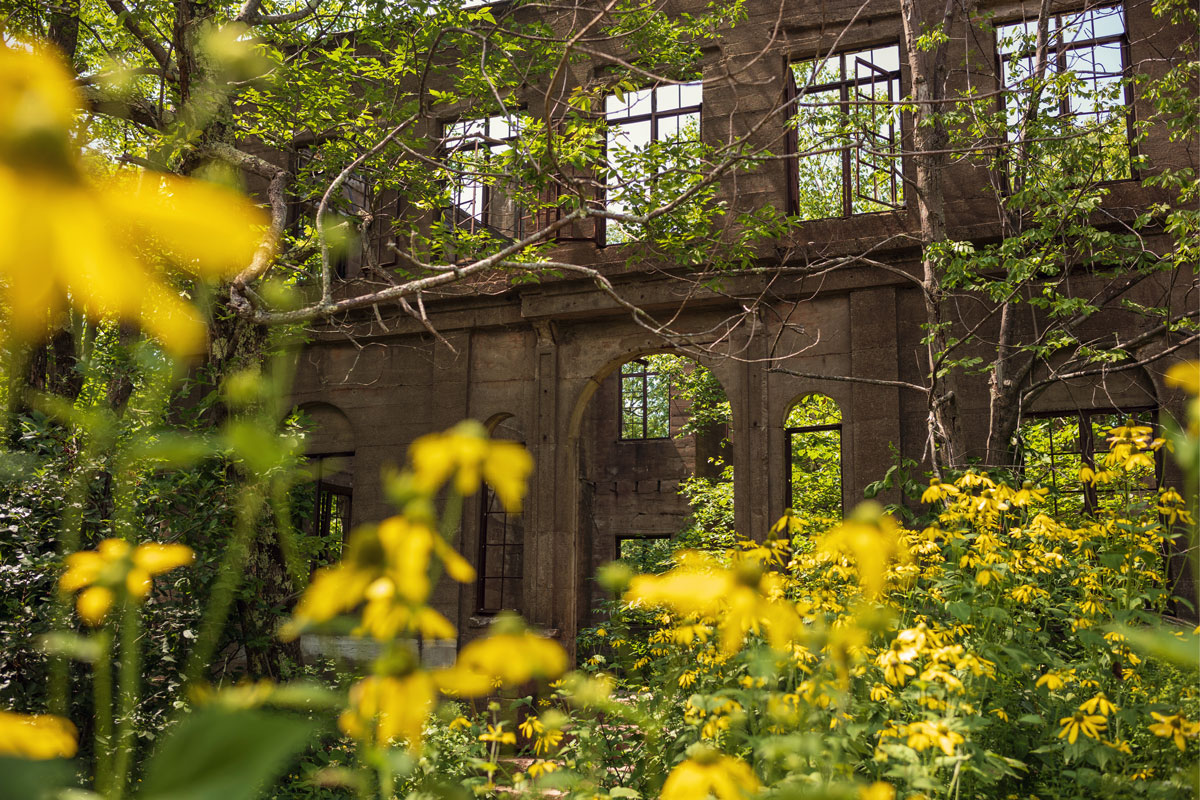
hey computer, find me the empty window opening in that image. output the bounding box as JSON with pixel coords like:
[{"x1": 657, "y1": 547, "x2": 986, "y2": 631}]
[
  {"x1": 1016, "y1": 407, "x2": 1159, "y2": 517},
  {"x1": 997, "y1": 5, "x2": 1131, "y2": 181},
  {"x1": 785, "y1": 394, "x2": 843, "y2": 534},
  {"x1": 616, "y1": 535, "x2": 675, "y2": 575},
  {"x1": 620, "y1": 357, "x2": 671, "y2": 440},
  {"x1": 442, "y1": 113, "x2": 524, "y2": 243},
  {"x1": 604, "y1": 82, "x2": 702, "y2": 245},
  {"x1": 789, "y1": 44, "x2": 903, "y2": 220},
  {"x1": 294, "y1": 453, "x2": 353, "y2": 568}
]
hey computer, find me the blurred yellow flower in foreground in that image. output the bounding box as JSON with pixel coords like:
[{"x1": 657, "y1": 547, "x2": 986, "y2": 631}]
[
  {"x1": 0, "y1": 44, "x2": 268, "y2": 356},
  {"x1": 59, "y1": 539, "x2": 194, "y2": 625},
  {"x1": 661, "y1": 749, "x2": 760, "y2": 800},
  {"x1": 625, "y1": 550, "x2": 802, "y2": 654},
  {"x1": 815, "y1": 503, "x2": 909, "y2": 599},
  {"x1": 410, "y1": 421, "x2": 534, "y2": 510},
  {"x1": 338, "y1": 672, "x2": 435, "y2": 752},
  {"x1": 285, "y1": 516, "x2": 471, "y2": 641},
  {"x1": 0, "y1": 711, "x2": 77, "y2": 759},
  {"x1": 435, "y1": 629, "x2": 568, "y2": 697}
]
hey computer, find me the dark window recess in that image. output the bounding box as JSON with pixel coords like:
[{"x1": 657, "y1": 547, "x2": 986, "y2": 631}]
[
  {"x1": 295, "y1": 454, "x2": 353, "y2": 567},
  {"x1": 477, "y1": 485, "x2": 523, "y2": 613},
  {"x1": 788, "y1": 44, "x2": 903, "y2": 220},
  {"x1": 997, "y1": 5, "x2": 1132, "y2": 181},
  {"x1": 619, "y1": 358, "x2": 670, "y2": 440},
  {"x1": 1016, "y1": 407, "x2": 1160, "y2": 517}
]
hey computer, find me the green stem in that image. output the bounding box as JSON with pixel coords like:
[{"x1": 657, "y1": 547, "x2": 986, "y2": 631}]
[
  {"x1": 92, "y1": 629, "x2": 113, "y2": 795},
  {"x1": 184, "y1": 484, "x2": 264, "y2": 687},
  {"x1": 111, "y1": 599, "x2": 142, "y2": 800}
]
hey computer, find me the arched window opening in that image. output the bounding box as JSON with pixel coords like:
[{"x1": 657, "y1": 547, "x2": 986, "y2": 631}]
[{"x1": 785, "y1": 394, "x2": 843, "y2": 535}]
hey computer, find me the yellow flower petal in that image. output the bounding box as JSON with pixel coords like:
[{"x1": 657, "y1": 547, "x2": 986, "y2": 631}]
[
  {"x1": 0, "y1": 711, "x2": 78, "y2": 760},
  {"x1": 132, "y1": 542, "x2": 195, "y2": 576},
  {"x1": 76, "y1": 585, "x2": 115, "y2": 626}
]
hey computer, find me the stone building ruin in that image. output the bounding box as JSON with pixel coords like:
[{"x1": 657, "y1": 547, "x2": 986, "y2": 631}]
[{"x1": 285, "y1": 0, "x2": 1197, "y2": 661}]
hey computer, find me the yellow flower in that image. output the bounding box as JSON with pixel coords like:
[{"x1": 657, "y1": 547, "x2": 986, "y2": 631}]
[
  {"x1": 434, "y1": 629, "x2": 567, "y2": 697},
  {"x1": 286, "y1": 516, "x2": 473, "y2": 640},
  {"x1": 859, "y1": 782, "x2": 895, "y2": 800},
  {"x1": 903, "y1": 720, "x2": 964, "y2": 756},
  {"x1": 449, "y1": 716, "x2": 472, "y2": 731},
  {"x1": 527, "y1": 759, "x2": 558, "y2": 778},
  {"x1": 59, "y1": 539, "x2": 194, "y2": 625},
  {"x1": 870, "y1": 683, "x2": 893, "y2": 701},
  {"x1": 1148, "y1": 712, "x2": 1198, "y2": 751},
  {"x1": 1079, "y1": 692, "x2": 1118, "y2": 717},
  {"x1": 410, "y1": 421, "x2": 534, "y2": 510},
  {"x1": 661, "y1": 751, "x2": 760, "y2": 800},
  {"x1": 338, "y1": 672, "x2": 435, "y2": 752},
  {"x1": 1035, "y1": 671, "x2": 1066, "y2": 691},
  {"x1": 816, "y1": 504, "x2": 909, "y2": 599},
  {"x1": 0, "y1": 45, "x2": 268, "y2": 356},
  {"x1": 1057, "y1": 710, "x2": 1106, "y2": 744},
  {"x1": 479, "y1": 724, "x2": 516, "y2": 745},
  {"x1": 920, "y1": 479, "x2": 959, "y2": 505},
  {"x1": 0, "y1": 711, "x2": 77, "y2": 759},
  {"x1": 624, "y1": 551, "x2": 801, "y2": 654},
  {"x1": 1165, "y1": 361, "x2": 1200, "y2": 395}
]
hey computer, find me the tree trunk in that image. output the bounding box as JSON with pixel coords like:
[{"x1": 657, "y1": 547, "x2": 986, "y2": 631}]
[{"x1": 898, "y1": 0, "x2": 967, "y2": 471}]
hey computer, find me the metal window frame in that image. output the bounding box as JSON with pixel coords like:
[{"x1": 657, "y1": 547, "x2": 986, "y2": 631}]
[
  {"x1": 601, "y1": 85, "x2": 703, "y2": 246},
  {"x1": 783, "y1": 421, "x2": 844, "y2": 514},
  {"x1": 1017, "y1": 406, "x2": 1160, "y2": 516},
  {"x1": 440, "y1": 113, "x2": 525, "y2": 242},
  {"x1": 995, "y1": 4, "x2": 1135, "y2": 183},
  {"x1": 475, "y1": 483, "x2": 524, "y2": 614},
  {"x1": 789, "y1": 44, "x2": 904, "y2": 218},
  {"x1": 618, "y1": 357, "x2": 671, "y2": 441}
]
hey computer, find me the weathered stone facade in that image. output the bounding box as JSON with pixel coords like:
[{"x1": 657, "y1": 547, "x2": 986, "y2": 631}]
[{"x1": 288, "y1": 0, "x2": 1197, "y2": 658}]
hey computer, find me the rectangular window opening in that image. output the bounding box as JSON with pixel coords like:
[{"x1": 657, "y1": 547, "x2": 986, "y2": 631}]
[
  {"x1": 442, "y1": 113, "x2": 524, "y2": 251},
  {"x1": 619, "y1": 358, "x2": 671, "y2": 440},
  {"x1": 1017, "y1": 407, "x2": 1159, "y2": 517},
  {"x1": 789, "y1": 44, "x2": 904, "y2": 220},
  {"x1": 603, "y1": 82, "x2": 703, "y2": 245},
  {"x1": 477, "y1": 483, "x2": 524, "y2": 614},
  {"x1": 996, "y1": 4, "x2": 1132, "y2": 182}
]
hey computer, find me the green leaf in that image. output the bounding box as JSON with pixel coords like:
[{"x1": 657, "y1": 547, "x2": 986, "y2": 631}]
[
  {"x1": 0, "y1": 757, "x2": 78, "y2": 800},
  {"x1": 138, "y1": 708, "x2": 317, "y2": 800},
  {"x1": 947, "y1": 601, "x2": 971, "y2": 622}
]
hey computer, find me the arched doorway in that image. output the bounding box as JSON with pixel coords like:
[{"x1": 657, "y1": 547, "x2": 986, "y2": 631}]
[{"x1": 574, "y1": 352, "x2": 733, "y2": 622}]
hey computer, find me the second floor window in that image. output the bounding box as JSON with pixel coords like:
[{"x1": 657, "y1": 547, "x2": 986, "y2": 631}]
[
  {"x1": 789, "y1": 44, "x2": 904, "y2": 220},
  {"x1": 620, "y1": 358, "x2": 670, "y2": 439},
  {"x1": 604, "y1": 82, "x2": 702, "y2": 245},
  {"x1": 442, "y1": 114, "x2": 523, "y2": 241},
  {"x1": 997, "y1": 5, "x2": 1132, "y2": 182}
]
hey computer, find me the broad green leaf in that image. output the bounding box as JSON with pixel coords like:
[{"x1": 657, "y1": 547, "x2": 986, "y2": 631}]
[
  {"x1": 138, "y1": 708, "x2": 317, "y2": 800},
  {"x1": 0, "y1": 757, "x2": 77, "y2": 800}
]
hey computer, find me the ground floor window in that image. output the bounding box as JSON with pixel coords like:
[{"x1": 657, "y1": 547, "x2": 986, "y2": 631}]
[
  {"x1": 616, "y1": 534, "x2": 675, "y2": 574},
  {"x1": 785, "y1": 394, "x2": 843, "y2": 534},
  {"x1": 294, "y1": 454, "x2": 353, "y2": 567},
  {"x1": 477, "y1": 485, "x2": 523, "y2": 613},
  {"x1": 1017, "y1": 408, "x2": 1159, "y2": 517}
]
